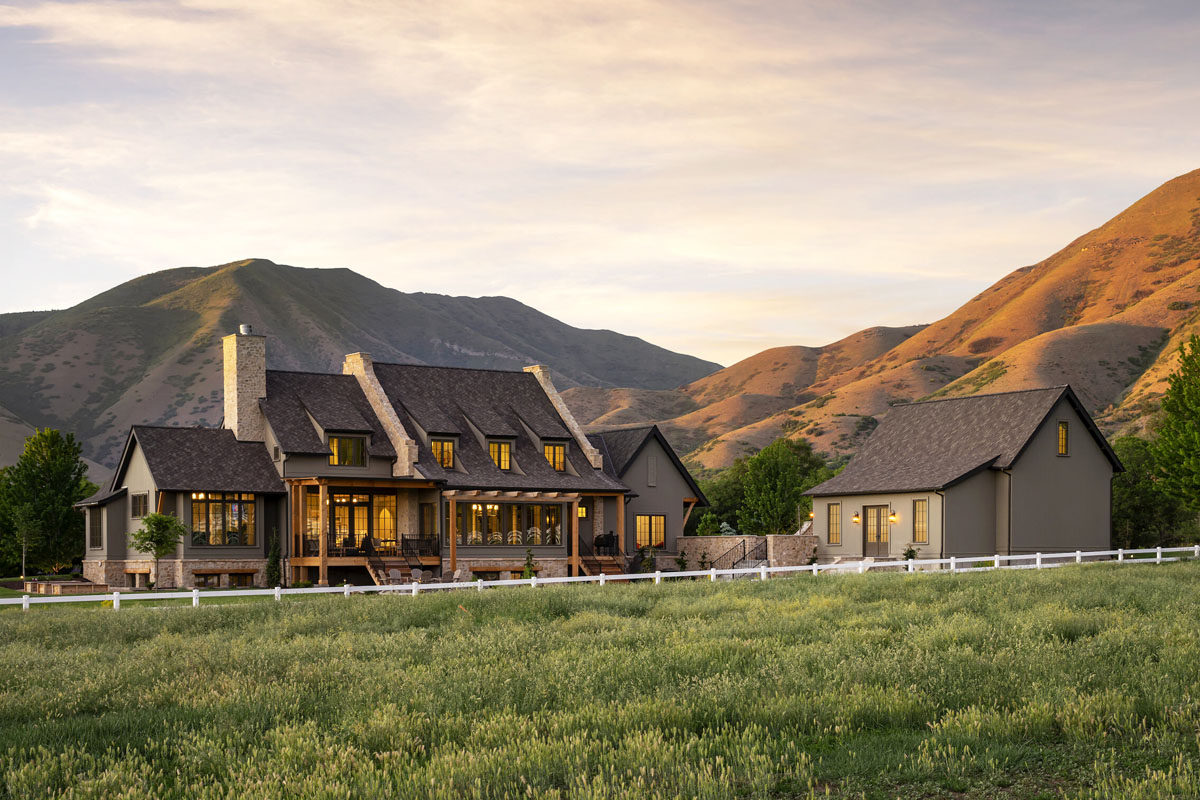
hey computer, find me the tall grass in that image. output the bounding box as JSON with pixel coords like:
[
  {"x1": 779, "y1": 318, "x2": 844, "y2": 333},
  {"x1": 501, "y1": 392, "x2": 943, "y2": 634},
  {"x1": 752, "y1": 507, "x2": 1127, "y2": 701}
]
[{"x1": 3, "y1": 563, "x2": 1200, "y2": 798}]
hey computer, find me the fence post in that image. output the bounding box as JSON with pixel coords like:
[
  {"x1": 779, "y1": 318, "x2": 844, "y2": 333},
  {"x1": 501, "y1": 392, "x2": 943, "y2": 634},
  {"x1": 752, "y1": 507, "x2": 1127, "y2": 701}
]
[
  {"x1": 21, "y1": 594, "x2": 29, "y2": 612},
  {"x1": 1118, "y1": 548, "x2": 1124, "y2": 562},
  {"x1": 654, "y1": 570, "x2": 661, "y2": 585},
  {"x1": 811, "y1": 563, "x2": 818, "y2": 576},
  {"x1": 1156, "y1": 547, "x2": 1163, "y2": 564},
  {"x1": 1194, "y1": 544, "x2": 1199, "y2": 560},
  {"x1": 949, "y1": 556, "x2": 956, "y2": 574},
  {"x1": 274, "y1": 586, "x2": 282, "y2": 602},
  {"x1": 192, "y1": 588, "x2": 200, "y2": 608},
  {"x1": 531, "y1": 576, "x2": 538, "y2": 589},
  {"x1": 907, "y1": 559, "x2": 914, "y2": 573},
  {"x1": 599, "y1": 573, "x2": 606, "y2": 586},
  {"x1": 994, "y1": 554, "x2": 1000, "y2": 569},
  {"x1": 760, "y1": 565, "x2": 768, "y2": 581},
  {"x1": 709, "y1": 567, "x2": 716, "y2": 582},
  {"x1": 112, "y1": 591, "x2": 120, "y2": 611},
  {"x1": 1036, "y1": 553, "x2": 1042, "y2": 569},
  {"x1": 858, "y1": 560, "x2": 865, "y2": 574},
  {"x1": 1075, "y1": 550, "x2": 1082, "y2": 564},
  {"x1": 344, "y1": 583, "x2": 351, "y2": 598}
]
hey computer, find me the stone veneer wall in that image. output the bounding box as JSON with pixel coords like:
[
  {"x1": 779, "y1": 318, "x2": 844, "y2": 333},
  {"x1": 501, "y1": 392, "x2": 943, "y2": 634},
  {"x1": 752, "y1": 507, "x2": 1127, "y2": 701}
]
[
  {"x1": 342, "y1": 352, "x2": 420, "y2": 477},
  {"x1": 445, "y1": 557, "x2": 569, "y2": 579},
  {"x1": 767, "y1": 534, "x2": 818, "y2": 567},
  {"x1": 223, "y1": 332, "x2": 266, "y2": 442},
  {"x1": 674, "y1": 534, "x2": 817, "y2": 570},
  {"x1": 84, "y1": 559, "x2": 268, "y2": 588}
]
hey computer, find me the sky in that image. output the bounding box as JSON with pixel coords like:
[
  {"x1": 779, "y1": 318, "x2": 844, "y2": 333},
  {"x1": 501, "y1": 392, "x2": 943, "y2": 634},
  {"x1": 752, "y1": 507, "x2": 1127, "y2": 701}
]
[{"x1": 1, "y1": 1, "x2": 1199, "y2": 366}]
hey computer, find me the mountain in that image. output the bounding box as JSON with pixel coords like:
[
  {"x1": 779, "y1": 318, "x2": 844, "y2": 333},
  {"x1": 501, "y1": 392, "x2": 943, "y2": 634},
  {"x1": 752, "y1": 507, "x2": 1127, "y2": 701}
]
[
  {"x1": 0, "y1": 259, "x2": 721, "y2": 473},
  {"x1": 567, "y1": 168, "x2": 1200, "y2": 474}
]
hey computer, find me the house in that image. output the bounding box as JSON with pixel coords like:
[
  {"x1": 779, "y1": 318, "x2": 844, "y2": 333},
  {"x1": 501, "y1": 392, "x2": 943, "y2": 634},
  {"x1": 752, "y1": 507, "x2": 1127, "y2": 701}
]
[
  {"x1": 587, "y1": 425, "x2": 708, "y2": 565},
  {"x1": 80, "y1": 325, "x2": 707, "y2": 587},
  {"x1": 805, "y1": 386, "x2": 1123, "y2": 561}
]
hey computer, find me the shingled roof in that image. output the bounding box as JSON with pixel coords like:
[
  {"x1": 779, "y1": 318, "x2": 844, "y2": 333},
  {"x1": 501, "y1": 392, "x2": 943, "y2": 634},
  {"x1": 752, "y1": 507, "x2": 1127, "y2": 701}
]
[
  {"x1": 588, "y1": 425, "x2": 709, "y2": 505},
  {"x1": 371, "y1": 363, "x2": 627, "y2": 493},
  {"x1": 260, "y1": 370, "x2": 396, "y2": 459},
  {"x1": 806, "y1": 385, "x2": 1121, "y2": 497},
  {"x1": 113, "y1": 426, "x2": 285, "y2": 494}
]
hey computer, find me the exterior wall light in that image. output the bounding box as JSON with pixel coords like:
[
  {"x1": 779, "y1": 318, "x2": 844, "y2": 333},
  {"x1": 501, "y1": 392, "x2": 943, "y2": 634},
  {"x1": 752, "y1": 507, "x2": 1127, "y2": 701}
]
[
  {"x1": 888, "y1": 511, "x2": 898, "y2": 523},
  {"x1": 852, "y1": 510, "x2": 861, "y2": 524},
  {"x1": 808, "y1": 510, "x2": 814, "y2": 519}
]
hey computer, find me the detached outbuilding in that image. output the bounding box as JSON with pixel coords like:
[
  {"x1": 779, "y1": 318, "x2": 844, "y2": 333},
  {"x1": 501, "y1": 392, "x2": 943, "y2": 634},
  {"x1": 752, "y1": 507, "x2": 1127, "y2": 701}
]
[{"x1": 805, "y1": 385, "x2": 1123, "y2": 561}]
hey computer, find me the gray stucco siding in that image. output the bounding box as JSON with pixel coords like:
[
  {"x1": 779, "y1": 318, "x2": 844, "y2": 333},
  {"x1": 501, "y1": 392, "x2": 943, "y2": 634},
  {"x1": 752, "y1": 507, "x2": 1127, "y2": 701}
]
[
  {"x1": 943, "y1": 470, "x2": 997, "y2": 558},
  {"x1": 813, "y1": 492, "x2": 945, "y2": 561},
  {"x1": 620, "y1": 437, "x2": 691, "y2": 553}
]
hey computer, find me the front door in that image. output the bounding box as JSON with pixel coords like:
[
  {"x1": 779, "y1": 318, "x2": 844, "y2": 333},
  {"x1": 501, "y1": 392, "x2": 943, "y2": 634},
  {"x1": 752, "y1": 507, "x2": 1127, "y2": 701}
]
[
  {"x1": 863, "y1": 506, "x2": 889, "y2": 557},
  {"x1": 331, "y1": 493, "x2": 371, "y2": 553}
]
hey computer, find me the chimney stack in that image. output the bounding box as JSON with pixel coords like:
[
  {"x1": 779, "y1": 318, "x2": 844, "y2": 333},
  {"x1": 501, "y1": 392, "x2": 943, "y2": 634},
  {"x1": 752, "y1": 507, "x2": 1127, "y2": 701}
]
[
  {"x1": 223, "y1": 325, "x2": 266, "y2": 442},
  {"x1": 523, "y1": 364, "x2": 603, "y2": 470}
]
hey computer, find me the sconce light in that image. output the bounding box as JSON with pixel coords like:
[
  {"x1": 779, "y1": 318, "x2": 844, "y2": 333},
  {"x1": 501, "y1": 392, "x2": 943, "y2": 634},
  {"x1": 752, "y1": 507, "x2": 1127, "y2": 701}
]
[
  {"x1": 808, "y1": 510, "x2": 815, "y2": 520},
  {"x1": 852, "y1": 510, "x2": 861, "y2": 524},
  {"x1": 888, "y1": 510, "x2": 898, "y2": 524}
]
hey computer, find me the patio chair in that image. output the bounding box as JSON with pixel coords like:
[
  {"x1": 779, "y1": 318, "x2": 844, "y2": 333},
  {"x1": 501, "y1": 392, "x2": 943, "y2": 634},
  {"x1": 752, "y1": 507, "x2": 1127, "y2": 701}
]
[
  {"x1": 387, "y1": 569, "x2": 405, "y2": 585},
  {"x1": 411, "y1": 568, "x2": 425, "y2": 583}
]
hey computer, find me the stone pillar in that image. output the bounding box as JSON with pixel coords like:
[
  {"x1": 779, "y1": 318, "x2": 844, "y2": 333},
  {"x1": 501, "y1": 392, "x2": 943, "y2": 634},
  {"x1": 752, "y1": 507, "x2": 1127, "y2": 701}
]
[
  {"x1": 317, "y1": 483, "x2": 329, "y2": 586},
  {"x1": 523, "y1": 365, "x2": 603, "y2": 470},
  {"x1": 594, "y1": 497, "x2": 605, "y2": 544},
  {"x1": 343, "y1": 352, "x2": 420, "y2": 477},
  {"x1": 222, "y1": 327, "x2": 267, "y2": 442}
]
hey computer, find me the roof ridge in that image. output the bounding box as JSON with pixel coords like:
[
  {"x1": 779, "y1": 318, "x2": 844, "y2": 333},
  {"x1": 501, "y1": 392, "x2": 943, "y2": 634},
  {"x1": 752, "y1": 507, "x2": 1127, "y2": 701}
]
[
  {"x1": 266, "y1": 368, "x2": 356, "y2": 378},
  {"x1": 133, "y1": 423, "x2": 222, "y2": 431},
  {"x1": 371, "y1": 361, "x2": 534, "y2": 376},
  {"x1": 897, "y1": 384, "x2": 1068, "y2": 408}
]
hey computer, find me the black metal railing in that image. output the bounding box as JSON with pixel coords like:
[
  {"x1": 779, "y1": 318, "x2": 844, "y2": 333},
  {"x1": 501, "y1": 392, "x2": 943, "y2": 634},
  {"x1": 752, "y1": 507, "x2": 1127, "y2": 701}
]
[
  {"x1": 401, "y1": 535, "x2": 440, "y2": 567},
  {"x1": 710, "y1": 540, "x2": 746, "y2": 571},
  {"x1": 735, "y1": 539, "x2": 767, "y2": 567},
  {"x1": 591, "y1": 532, "x2": 621, "y2": 557}
]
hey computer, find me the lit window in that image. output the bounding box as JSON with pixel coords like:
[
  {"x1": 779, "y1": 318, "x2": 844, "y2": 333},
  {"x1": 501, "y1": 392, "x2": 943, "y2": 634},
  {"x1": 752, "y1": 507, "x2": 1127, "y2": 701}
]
[
  {"x1": 131, "y1": 493, "x2": 148, "y2": 519},
  {"x1": 190, "y1": 492, "x2": 256, "y2": 546},
  {"x1": 489, "y1": 441, "x2": 512, "y2": 470},
  {"x1": 827, "y1": 502, "x2": 841, "y2": 545},
  {"x1": 578, "y1": 504, "x2": 588, "y2": 519},
  {"x1": 328, "y1": 436, "x2": 365, "y2": 467},
  {"x1": 431, "y1": 439, "x2": 455, "y2": 469},
  {"x1": 913, "y1": 499, "x2": 928, "y2": 544},
  {"x1": 636, "y1": 515, "x2": 665, "y2": 549},
  {"x1": 1057, "y1": 421, "x2": 1069, "y2": 456},
  {"x1": 544, "y1": 443, "x2": 566, "y2": 471}
]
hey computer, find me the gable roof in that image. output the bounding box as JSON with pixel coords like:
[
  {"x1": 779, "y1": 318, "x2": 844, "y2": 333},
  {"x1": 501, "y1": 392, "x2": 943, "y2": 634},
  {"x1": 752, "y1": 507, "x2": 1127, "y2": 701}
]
[
  {"x1": 371, "y1": 363, "x2": 627, "y2": 493},
  {"x1": 260, "y1": 370, "x2": 396, "y2": 459},
  {"x1": 587, "y1": 425, "x2": 709, "y2": 506},
  {"x1": 112, "y1": 426, "x2": 286, "y2": 495},
  {"x1": 806, "y1": 385, "x2": 1121, "y2": 497}
]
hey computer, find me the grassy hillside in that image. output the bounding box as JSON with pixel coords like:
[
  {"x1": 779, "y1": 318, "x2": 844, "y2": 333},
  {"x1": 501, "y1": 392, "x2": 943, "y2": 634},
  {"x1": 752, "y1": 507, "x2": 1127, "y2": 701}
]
[
  {"x1": 574, "y1": 168, "x2": 1200, "y2": 472},
  {"x1": 3, "y1": 564, "x2": 1200, "y2": 798},
  {"x1": 0, "y1": 259, "x2": 721, "y2": 471}
]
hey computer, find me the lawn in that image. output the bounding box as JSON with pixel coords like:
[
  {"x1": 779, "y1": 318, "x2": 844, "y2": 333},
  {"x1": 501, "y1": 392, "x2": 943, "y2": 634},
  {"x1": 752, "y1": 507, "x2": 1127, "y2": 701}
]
[{"x1": 2, "y1": 564, "x2": 1200, "y2": 799}]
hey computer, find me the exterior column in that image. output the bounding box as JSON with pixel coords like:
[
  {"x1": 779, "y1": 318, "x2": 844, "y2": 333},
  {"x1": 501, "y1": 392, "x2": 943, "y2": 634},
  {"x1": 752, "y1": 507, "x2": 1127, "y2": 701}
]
[
  {"x1": 317, "y1": 482, "x2": 329, "y2": 586},
  {"x1": 617, "y1": 493, "x2": 626, "y2": 557},
  {"x1": 571, "y1": 499, "x2": 580, "y2": 576},
  {"x1": 449, "y1": 498, "x2": 457, "y2": 572}
]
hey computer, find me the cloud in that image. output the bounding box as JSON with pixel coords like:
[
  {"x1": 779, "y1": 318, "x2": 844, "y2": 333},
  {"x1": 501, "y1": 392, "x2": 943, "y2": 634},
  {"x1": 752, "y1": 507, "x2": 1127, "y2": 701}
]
[{"x1": 0, "y1": 0, "x2": 1198, "y2": 364}]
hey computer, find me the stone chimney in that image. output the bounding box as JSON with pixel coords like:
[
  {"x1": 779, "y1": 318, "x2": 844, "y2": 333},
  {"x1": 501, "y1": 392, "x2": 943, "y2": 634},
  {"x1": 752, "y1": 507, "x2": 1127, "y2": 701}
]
[
  {"x1": 223, "y1": 325, "x2": 266, "y2": 442},
  {"x1": 342, "y1": 352, "x2": 420, "y2": 477},
  {"x1": 523, "y1": 364, "x2": 603, "y2": 470}
]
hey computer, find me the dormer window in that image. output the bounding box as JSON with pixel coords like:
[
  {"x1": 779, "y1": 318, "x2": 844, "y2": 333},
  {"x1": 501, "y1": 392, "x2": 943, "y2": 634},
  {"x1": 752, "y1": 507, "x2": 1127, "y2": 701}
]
[
  {"x1": 432, "y1": 438, "x2": 455, "y2": 469},
  {"x1": 328, "y1": 436, "x2": 365, "y2": 467},
  {"x1": 489, "y1": 441, "x2": 512, "y2": 470},
  {"x1": 544, "y1": 442, "x2": 566, "y2": 471}
]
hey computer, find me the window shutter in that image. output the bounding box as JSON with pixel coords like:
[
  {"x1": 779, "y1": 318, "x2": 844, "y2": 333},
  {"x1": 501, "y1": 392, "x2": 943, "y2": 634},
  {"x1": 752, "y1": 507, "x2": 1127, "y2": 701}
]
[{"x1": 647, "y1": 455, "x2": 657, "y2": 487}]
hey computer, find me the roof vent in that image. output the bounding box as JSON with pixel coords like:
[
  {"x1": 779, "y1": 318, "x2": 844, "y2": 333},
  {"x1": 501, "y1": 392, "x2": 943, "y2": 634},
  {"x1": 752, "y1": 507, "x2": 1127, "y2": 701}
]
[{"x1": 239, "y1": 323, "x2": 253, "y2": 335}]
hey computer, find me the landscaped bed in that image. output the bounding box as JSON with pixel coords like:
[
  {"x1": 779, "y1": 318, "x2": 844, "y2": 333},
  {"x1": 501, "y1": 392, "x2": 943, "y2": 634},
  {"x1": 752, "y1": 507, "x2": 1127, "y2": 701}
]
[{"x1": 2, "y1": 563, "x2": 1199, "y2": 798}]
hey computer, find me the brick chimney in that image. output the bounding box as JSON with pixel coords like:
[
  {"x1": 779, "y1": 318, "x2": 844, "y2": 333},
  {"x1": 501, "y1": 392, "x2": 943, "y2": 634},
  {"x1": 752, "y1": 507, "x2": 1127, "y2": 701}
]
[{"x1": 223, "y1": 324, "x2": 266, "y2": 442}]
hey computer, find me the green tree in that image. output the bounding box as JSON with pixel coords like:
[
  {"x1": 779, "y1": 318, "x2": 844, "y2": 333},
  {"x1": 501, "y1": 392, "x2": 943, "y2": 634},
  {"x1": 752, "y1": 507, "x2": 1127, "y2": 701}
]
[
  {"x1": 1112, "y1": 436, "x2": 1196, "y2": 548},
  {"x1": 688, "y1": 458, "x2": 748, "y2": 535},
  {"x1": 1155, "y1": 335, "x2": 1200, "y2": 509},
  {"x1": 130, "y1": 512, "x2": 185, "y2": 589},
  {"x1": 737, "y1": 438, "x2": 832, "y2": 536},
  {"x1": 266, "y1": 528, "x2": 282, "y2": 587},
  {"x1": 0, "y1": 429, "x2": 95, "y2": 574}
]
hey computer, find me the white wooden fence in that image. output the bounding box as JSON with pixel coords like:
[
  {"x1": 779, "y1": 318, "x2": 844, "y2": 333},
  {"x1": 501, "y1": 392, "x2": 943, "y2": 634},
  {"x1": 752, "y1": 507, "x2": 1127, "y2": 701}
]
[{"x1": 3, "y1": 545, "x2": 1198, "y2": 612}]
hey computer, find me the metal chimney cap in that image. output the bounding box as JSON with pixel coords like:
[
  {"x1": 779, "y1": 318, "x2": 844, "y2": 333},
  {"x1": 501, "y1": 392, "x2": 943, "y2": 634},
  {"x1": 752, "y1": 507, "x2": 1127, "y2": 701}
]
[{"x1": 238, "y1": 324, "x2": 253, "y2": 335}]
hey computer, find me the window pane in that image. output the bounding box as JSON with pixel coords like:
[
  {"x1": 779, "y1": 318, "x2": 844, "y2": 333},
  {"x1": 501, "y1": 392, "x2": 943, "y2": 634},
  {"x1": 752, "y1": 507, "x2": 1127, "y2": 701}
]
[
  {"x1": 913, "y1": 499, "x2": 928, "y2": 544},
  {"x1": 828, "y1": 503, "x2": 841, "y2": 545},
  {"x1": 486, "y1": 503, "x2": 503, "y2": 544},
  {"x1": 506, "y1": 506, "x2": 523, "y2": 545},
  {"x1": 544, "y1": 505, "x2": 562, "y2": 545},
  {"x1": 526, "y1": 505, "x2": 542, "y2": 545},
  {"x1": 374, "y1": 495, "x2": 397, "y2": 548}
]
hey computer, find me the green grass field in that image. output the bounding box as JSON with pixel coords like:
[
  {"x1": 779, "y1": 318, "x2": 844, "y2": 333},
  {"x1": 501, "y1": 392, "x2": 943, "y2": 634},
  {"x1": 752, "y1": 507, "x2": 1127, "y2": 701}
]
[{"x1": 3, "y1": 564, "x2": 1200, "y2": 799}]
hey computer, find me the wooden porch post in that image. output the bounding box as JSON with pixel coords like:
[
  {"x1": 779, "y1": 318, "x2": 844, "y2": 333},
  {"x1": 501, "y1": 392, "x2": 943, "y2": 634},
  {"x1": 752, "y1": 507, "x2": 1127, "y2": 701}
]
[
  {"x1": 571, "y1": 499, "x2": 580, "y2": 576},
  {"x1": 617, "y1": 493, "x2": 626, "y2": 557},
  {"x1": 448, "y1": 498, "x2": 457, "y2": 572},
  {"x1": 317, "y1": 482, "x2": 329, "y2": 586}
]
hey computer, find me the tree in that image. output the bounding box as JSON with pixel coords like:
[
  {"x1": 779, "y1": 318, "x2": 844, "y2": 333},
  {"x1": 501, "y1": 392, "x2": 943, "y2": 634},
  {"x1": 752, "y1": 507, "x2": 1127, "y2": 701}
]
[
  {"x1": 0, "y1": 429, "x2": 95, "y2": 574},
  {"x1": 266, "y1": 528, "x2": 282, "y2": 587},
  {"x1": 737, "y1": 438, "x2": 832, "y2": 536},
  {"x1": 1112, "y1": 436, "x2": 1196, "y2": 548},
  {"x1": 130, "y1": 513, "x2": 185, "y2": 589},
  {"x1": 1155, "y1": 335, "x2": 1200, "y2": 509},
  {"x1": 689, "y1": 458, "x2": 749, "y2": 535}
]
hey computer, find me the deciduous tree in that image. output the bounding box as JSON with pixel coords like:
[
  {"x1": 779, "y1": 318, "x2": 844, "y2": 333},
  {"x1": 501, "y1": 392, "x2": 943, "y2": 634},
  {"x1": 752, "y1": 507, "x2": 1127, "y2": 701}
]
[
  {"x1": 737, "y1": 438, "x2": 832, "y2": 536},
  {"x1": 1155, "y1": 335, "x2": 1200, "y2": 509},
  {"x1": 130, "y1": 512, "x2": 185, "y2": 588}
]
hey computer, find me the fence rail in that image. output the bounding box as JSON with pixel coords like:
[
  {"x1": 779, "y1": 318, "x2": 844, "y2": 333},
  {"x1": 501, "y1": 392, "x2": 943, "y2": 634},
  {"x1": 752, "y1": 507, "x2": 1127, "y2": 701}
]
[{"x1": 4, "y1": 545, "x2": 1199, "y2": 611}]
